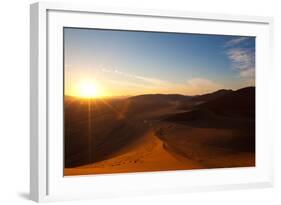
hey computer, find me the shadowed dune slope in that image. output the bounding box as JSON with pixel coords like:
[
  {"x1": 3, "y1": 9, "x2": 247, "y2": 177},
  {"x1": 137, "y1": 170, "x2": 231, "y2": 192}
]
[
  {"x1": 197, "y1": 86, "x2": 255, "y2": 118},
  {"x1": 156, "y1": 87, "x2": 255, "y2": 168}
]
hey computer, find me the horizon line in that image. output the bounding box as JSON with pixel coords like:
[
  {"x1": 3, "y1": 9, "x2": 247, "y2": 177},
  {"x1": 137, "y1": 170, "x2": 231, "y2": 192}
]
[{"x1": 64, "y1": 85, "x2": 255, "y2": 100}]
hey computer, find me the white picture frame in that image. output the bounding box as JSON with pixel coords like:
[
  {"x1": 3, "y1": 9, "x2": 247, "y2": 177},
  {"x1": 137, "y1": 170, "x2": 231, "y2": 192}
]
[{"x1": 30, "y1": 2, "x2": 274, "y2": 202}]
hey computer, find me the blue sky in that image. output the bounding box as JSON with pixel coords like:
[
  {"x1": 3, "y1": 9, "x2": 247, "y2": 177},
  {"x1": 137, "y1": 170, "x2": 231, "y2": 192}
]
[{"x1": 64, "y1": 27, "x2": 255, "y2": 97}]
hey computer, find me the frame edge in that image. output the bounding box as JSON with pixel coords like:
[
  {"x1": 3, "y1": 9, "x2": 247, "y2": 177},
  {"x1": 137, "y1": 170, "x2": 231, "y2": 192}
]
[
  {"x1": 30, "y1": 2, "x2": 48, "y2": 202},
  {"x1": 30, "y1": 2, "x2": 39, "y2": 202},
  {"x1": 31, "y1": 1, "x2": 274, "y2": 202}
]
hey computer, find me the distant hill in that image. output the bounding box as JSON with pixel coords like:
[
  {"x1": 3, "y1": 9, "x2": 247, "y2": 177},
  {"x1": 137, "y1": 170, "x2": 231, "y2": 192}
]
[
  {"x1": 125, "y1": 94, "x2": 191, "y2": 116},
  {"x1": 165, "y1": 86, "x2": 255, "y2": 121},
  {"x1": 198, "y1": 87, "x2": 255, "y2": 118},
  {"x1": 176, "y1": 89, "x2": 233, "y2": 110},
  {"x1": 191, "y1": 89, "x2": 233, "y2": 102},
  {"x1": 129, "y1": 94, "x2": 191, "y2": 102}
]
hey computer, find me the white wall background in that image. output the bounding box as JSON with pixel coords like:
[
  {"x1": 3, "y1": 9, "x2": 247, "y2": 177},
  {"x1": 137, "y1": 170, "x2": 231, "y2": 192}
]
[{"x1": 0, "y1": 0, "x2": 280, "y2": 204}]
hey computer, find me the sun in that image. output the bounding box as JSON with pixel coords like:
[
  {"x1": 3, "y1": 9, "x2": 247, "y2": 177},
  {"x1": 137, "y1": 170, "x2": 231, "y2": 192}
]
[{"x1": 78, "y1": 81, "x2": 100, "y2": 98}]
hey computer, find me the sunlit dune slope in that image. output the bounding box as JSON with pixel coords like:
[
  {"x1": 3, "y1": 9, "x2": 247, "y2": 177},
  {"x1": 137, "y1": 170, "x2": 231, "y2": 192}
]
[{"x1": 64, "y1": 129, "x2": 203, "y2": 176}]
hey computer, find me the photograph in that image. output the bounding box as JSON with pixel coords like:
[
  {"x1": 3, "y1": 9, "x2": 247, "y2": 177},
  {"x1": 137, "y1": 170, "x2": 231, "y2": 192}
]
[{"x1": 63, "y1": 27, "x2": 255, "y2": 176}]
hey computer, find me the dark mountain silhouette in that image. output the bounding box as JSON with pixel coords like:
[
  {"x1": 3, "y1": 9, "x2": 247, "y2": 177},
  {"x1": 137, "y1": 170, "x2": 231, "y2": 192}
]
[
  {"x1": 176, "y1": 89, "x2": 233, "y2": 110},
  {"x1": 198, "y1": 86, "x2": 255, "y2": 118},
  {"x1": 192, "y1": 89, "x2": 233, "y2": 102},
  {"x1": 166, "y1": 87, "x2": 255, "y2": 120}
]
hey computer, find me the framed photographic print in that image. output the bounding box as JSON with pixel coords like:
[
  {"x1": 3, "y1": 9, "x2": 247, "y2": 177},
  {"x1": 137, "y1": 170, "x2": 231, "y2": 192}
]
[{"x1": 30, "y1": 2, "x2": 274, "y2": 202}]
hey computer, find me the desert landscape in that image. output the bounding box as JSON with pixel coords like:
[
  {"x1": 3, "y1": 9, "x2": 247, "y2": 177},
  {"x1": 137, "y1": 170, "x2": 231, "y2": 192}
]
[
  {"x1": 63, "y1": 28, "x2": 255, "y2": 176},
  {"x1": 64, "y1": 87, "x2": 255, "y2": 176}
]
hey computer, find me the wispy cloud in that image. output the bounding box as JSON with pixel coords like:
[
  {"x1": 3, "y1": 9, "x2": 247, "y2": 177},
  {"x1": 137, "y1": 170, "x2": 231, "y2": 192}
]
[
  {"x1": 223, "y1": 37, "x2": 249, "y2": 48},
  {"x1": 226, "y1": 48, "x2": 255, "y2": 79},
  {"x1": 101, "y1": 68, "x2": 170, "y2": 87},
  {"x1": 224, "y1": 37, "x2": 255, "y2": 85},
  {"x1": 185, "y1": 78, "x2": 223, "y2": 95},
  {"x1": 101, "y1": 68, "x2": 222, "y2": 95}
]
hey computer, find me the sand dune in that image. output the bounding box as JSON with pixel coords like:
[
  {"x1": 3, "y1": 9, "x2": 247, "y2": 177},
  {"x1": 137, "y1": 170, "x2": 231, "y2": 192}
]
[
  {"x1": 64, "y1": 87, "x2": 255, "y2": 175},
  {"x1": 64, "y1": 129, "x2": 202, "y2": 176},
  {"x1": 154, "y1": 122, "x2": 255, "y2": 168}
]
